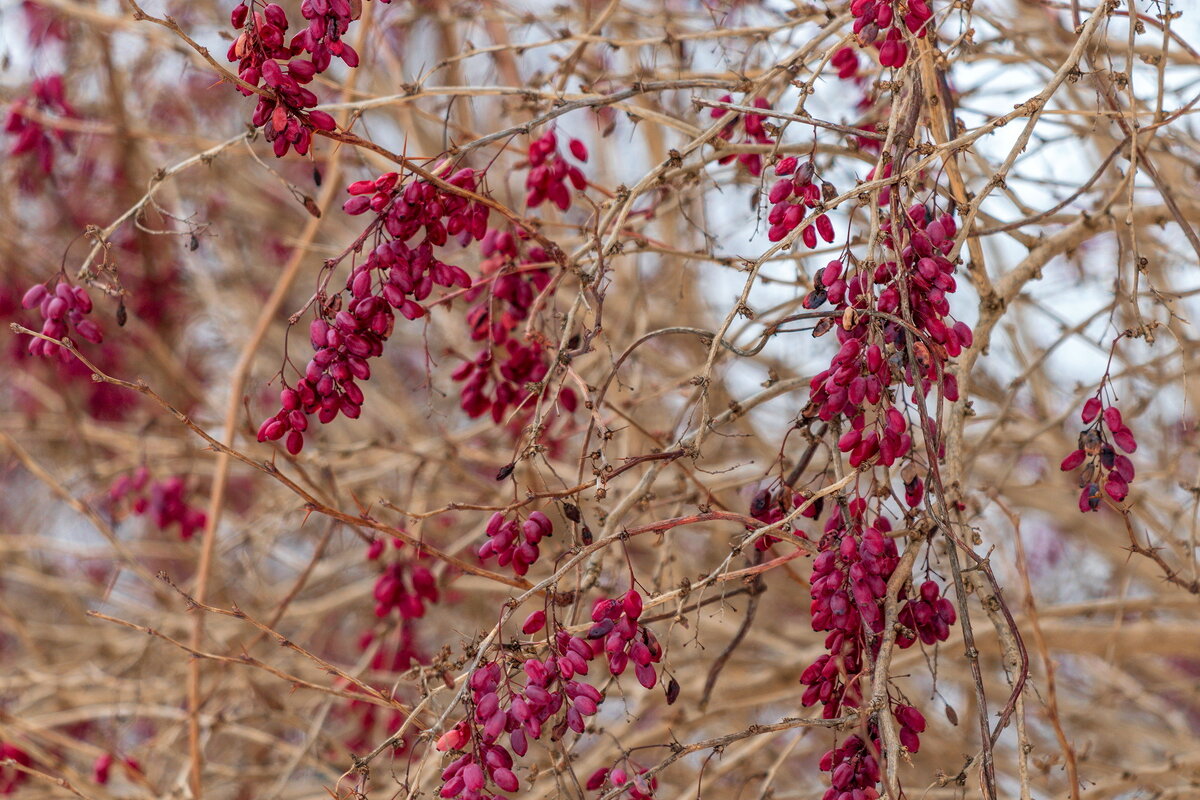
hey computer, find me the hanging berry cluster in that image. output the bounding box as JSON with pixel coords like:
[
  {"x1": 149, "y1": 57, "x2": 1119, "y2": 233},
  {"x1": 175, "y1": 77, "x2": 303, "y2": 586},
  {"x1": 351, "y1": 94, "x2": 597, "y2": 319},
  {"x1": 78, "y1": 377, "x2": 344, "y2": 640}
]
[
  {"x1": 436, "y1": 590, "x2": 660, "y2": 800},
  {"x1": 435, "y1": 650, "x2": 599, "y2": 799},
  {"x1": 228, "y1": 1, "x2": 381, "y2": 156},
  {"x1": 368, "y1": 539, "x2": 439, "y2": 619},
  {"x1": 339, "y1": 540, "x2": 431, "y2": 754},
  {"x1": 785, "y1": 199, "x2": 966, "y2": 800},
  {"x1": 711, "y1": 95, "x2": 773, "y2": 177},
  {"x1": 588, "y1": 589, "x2": 664, "y2": 689},
  {"x1": 525, "y1": 130, "x2": 589, "y2": 211},
  {"x1": 20, "y1": 280, "x2": 102, "y2": 361},
  {"x1": 801, "y1": 498, "x2": 952, "y2": 798},
  {"x1": 818, "y1": 730, "x2": 883, "y2": 800},
  {"x1": 477, "y1": 511, "x2": 553, "y2": 576},
  {"x1": 4, "y1": 75, "x2": 77, "y2": 182},
  {"x1": 256, "y1": 167, "x2": 486, "y2": 454},
  {"x1": 1061, "y1": 397, "x2": 1137, "y2": 511},
  {"x1": 850, "y1": 0, "x2": 935, "y2": 68},
  {"x1": 766, "y1": 158, "x2": 837, "y2": 247},
  {"x1": 803, "y1": 204, "x2": 967, "y2": 507},
  {"x1": 108, "y1": 467, "x2": 208, "y2": 540},
  {"x1": 455, "y1": 230, "x2": 577, "y2": 425}
]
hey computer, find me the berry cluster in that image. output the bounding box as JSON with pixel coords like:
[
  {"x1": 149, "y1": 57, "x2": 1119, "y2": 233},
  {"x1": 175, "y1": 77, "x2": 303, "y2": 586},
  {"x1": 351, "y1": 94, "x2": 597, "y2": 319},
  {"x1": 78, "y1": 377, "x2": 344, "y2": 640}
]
[
  {"x1": 850, "y1": 0, "x2": 934, "y2": 69},
  {"x1": 291, "y1": 0, "x2": 382, "y2": 64},
  {"x1": 588, "y1": 589, "x2": 663, "y2": 689},
  {"x1": 897, "y1": 579, "x2": 956, "y2": 647},
  {"x1": 454, "y1": 339, "x2": 552, "y2": 425},
  {"x1": 586, "y1": 763, "x2": 658, "y2": 800},
  {"x1": 892, "y1": 703, "x2": 927, "y2": 753},
  {"x1": 525, "y1": 130, "x2": 589, "y2": 211},
  {"x1": 711, "y1": 95, "x2": 773, "y2": 177},
  {"x1": 816, "y1": 703, "x2": 925, "y2": 796},
  {"x1": 455, "y1": 231, "x2": 577, "y2": 426},
  {"x1": 818, "y1": 732, "x2": 882, "y2": 800},
  {"x1": 256, "y1": 305, "x2": 385, "y2": 455},
  {"x1": 436, "y1": 592, "x2": 663, "y2": 799},
  {"x1": 108, "y1": 467, "x2": 208, "y2": 540},
  {"x1": 338, "y1": 541, "x2": 430, "y2": 754},
  {"x1": 228, "y1": 2, "x2": 354, "y2": 156},
  {"x1": 533, "y1": 633, "x2": 606, "y2": 731},
  {"x1": 800, "y1": 497, "x2": 952, "y2": 798},
  {"x1": 766, "y1": 158, "x2": 837, "y2": 247},
  {"x1": 369, "y1": 542, "x2": 439, "y2": 619},
  {"x1": 1061, "y1": 397, "x2": 1137, "y2": 510},
  {"x1": 436, "y1": 651, "x2": 599, "y2": 800},
  {"x1": 466, "y1": 230, "x2": 550, "y2": 342},
  {"x1": 4, "y1": 280, "x2": 137, "y2": 422},
  {"x1": 803, "y1": 206, "x2": 966, "y2": 504},
  {"x1": 478, "y1": 511, "x2": 553, "y2": 576},
  {"x1": 257, "y1": 168, "x2": 486, "y2": 453},
  {"x1": 20, "y1": 280, "x2": 102, "y2": 361},
  {"x1": 802, "y1": 505, "x2": 900, "y2": 717},
  {"x1": 4, "y1": 75, "x2": 76, "y2": 181},
  {"x1": 340, "y1": 540, "x2": 431, "y2": 753}
]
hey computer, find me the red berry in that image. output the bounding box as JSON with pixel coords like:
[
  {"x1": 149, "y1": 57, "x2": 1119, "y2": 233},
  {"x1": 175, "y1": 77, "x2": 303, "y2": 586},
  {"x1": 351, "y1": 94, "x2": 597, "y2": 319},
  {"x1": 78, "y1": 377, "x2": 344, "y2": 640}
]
[
  {"x1": 521, "y1": 610, "x2": 547, "y2": 634},
  {"x1": 1060, "y1": 449, "x2": 1085, "y2": 471}
]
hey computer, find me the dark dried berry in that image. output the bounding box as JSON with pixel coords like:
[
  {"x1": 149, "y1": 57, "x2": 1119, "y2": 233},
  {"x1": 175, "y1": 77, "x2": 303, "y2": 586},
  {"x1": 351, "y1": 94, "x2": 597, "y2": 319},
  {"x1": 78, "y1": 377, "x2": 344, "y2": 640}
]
[
  {"x1": 750, "y1": 488, "x2": 772, "y2": 517},
  {"x1": 587, "y1": 618, "x2": 615, "y2": 639},
  {"x1": 1099, "y1": 444, "x2": 1116, "y2": 470},
  {"x1": 802, "y1": 289, "x2": 828, "y2": 309},
  {"x1": 812, "y1": 317, "x2": 835, "y2": 338},
  {"x1": 496, "y1": 462, "x2": 515, "y2": 481}
]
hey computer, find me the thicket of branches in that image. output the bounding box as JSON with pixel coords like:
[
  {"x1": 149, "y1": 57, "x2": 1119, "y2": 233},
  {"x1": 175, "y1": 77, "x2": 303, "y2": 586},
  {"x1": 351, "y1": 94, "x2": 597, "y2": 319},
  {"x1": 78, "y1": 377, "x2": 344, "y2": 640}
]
[{"x1": 3, "y1": 1, "x2": 1200, "y2": 799}]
